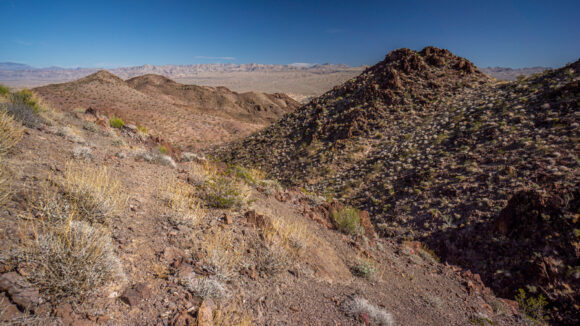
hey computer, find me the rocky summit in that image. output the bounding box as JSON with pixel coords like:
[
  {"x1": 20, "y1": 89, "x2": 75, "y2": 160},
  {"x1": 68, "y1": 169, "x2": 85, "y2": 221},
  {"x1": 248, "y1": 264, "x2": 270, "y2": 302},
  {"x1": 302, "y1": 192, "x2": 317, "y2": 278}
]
[{"x1": 219, "y1": 47, "x2": 580, "y2": 324}]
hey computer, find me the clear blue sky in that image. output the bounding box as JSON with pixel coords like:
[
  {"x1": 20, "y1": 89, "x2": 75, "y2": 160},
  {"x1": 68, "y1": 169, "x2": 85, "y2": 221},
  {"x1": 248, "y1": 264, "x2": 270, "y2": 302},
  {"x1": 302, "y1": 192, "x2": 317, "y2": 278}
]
[{"x1": 1, "y1": 0, "x2": 578, "y2": 68}]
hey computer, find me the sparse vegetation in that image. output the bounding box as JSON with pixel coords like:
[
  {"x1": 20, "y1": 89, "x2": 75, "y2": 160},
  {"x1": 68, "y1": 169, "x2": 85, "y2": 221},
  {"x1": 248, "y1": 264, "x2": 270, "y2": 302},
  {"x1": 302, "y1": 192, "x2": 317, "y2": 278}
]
[
  {"x1": 15, "y1": 219, "x2": 124, "y2": 300},
  {"x1": 195, "y1": 228, "x2": 247, "y2": 280},
  {"x1": 60, "y1": 163, "x2": 127, "y2": 224},
  {"x1": 202, "y1": 175, "x2": 250, "y2": 209},
  {"x1": 515, "y1": 288, "x2": 549, "y2": 325},
  {"x1": 0, "y1": 84, "x2": 10, "y2": 98},
  {"x1": 109, "y1": 115, "x2": 125, "y2": 128},
  {"x1": 343, "y1": 297, "x2": 394, "y2": 326},
  {"x1": 183, "y1": 275, "x2": 227, "y2": 299},
  {"x1": 332, "y1": 206, "x2": 363, "y2": 235},
  {"x1": 11, "y1": 89, "x2": 43, "y2": 113},
  {"x1": 0, "y1": 110, "x2": 24, "y2": 155},
  {"x1": 158, "y1": 177, "x2": 204, "y2": 226},
  {"x1": 352, "y1": 257, "x2": 377, "y2": 279}
]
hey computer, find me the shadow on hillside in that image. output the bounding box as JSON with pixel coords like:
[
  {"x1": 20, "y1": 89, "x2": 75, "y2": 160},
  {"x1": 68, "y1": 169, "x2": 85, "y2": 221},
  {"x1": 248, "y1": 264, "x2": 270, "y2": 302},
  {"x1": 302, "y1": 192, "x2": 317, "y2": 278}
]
[{"x1": 426, "y1": 187, "x2": 579, "y2": 325}]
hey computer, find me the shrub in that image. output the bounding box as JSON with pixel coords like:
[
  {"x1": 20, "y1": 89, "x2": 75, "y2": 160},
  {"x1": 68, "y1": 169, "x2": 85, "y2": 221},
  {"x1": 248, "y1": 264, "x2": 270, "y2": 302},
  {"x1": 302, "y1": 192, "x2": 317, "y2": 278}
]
[
  {"x1": 195, "y1": 228, "x2": 246, "y2": 280},
  {"x1": 11, "y1": 89, "x2": 42, "y2": 113},
  {"x1": 16, "y1": 220, "x2": 124, "y2": 300},
  {"x1": 352, "y1": 258, "x2": 377, "y2": 279},
  {"x1": 332, "y1": 206, "x2": 363, "y2": 235},
  {"x1": 1, "y1": 101, "x2": 44, "y2": 128},
  {"x1": 343, "y1": 297, "x2": 394, "y2": 326},
  {"x1": 158, "y1": 177, "x2": 204, "y2": 226},
  {"x1": 158, "y1": 145, "x2": 168, "y2": 154},
  {"x1": 183, "y1": 275, "x2": 226, "y2": 299},
  {"x1": 515, "y1": 288, "x2": 549, "y2": 325},
  {"x1": 0, "y1": 84, "x2": 10, "y2": 98},
  {"x1": 109, "y1": 116, "x2": 125, "y2": 128},
  {"x1": 137, "y1": 125, "x2": 148, "y2": 134},
  {"x1": 228, "y1": 164, "x2": 264, "y2": 186},
  {"x1": 0, "y1": 110, "x2": 24, "y2": 155},
  {"x1": 202, "y1": 176, "x2": 250, "y2": 209},
  {"x1": 60, "y1": 163, "x2": 126, "y2": 224}
]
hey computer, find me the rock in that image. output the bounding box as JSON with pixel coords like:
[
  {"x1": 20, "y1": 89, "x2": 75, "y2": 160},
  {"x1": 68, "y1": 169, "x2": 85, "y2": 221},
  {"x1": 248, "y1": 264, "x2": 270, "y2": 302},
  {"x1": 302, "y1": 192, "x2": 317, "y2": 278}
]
[
  {"x1": 0, "y1": 272, "x2": 42, "y2": 311},
  {"x1": 359, "y1": 210, "x2": 376, "y2": 242},
  {"x1": 171, "y1": 310, "x2": 196, "y2": 326},
  {"x1": 119, "y1": 283, "x2": 150, "y2": 307},
  {"x1": 124, "y1": 124, "x2": 138, "y2": 133},
  {"x1": 197, "y1": 299, "x2": 216, "y2": 326},
  {"x1": 244, "y1": 210, "x2": 273, "y2": 229},
  {"x1": 163, "y1": 247, "x2": 185, "y2": 266},
  {"x1": 0, "y1": 292, "x2": 20, "y2": 321}
]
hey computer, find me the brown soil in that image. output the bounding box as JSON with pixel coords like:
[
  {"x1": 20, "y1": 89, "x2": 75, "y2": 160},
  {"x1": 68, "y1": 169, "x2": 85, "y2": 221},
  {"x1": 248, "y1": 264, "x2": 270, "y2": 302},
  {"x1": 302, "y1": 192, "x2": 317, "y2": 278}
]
[
  {"x1": 33, "y1": 71, "x2": 300, "y2": 150},
  {"x1": 0, "y1": 94, "x2": 523, "y2": 325}
]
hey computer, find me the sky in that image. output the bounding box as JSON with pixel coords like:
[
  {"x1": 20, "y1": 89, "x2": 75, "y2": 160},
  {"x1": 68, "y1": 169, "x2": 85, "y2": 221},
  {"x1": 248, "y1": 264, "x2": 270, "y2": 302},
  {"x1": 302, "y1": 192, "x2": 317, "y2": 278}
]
[{"x1": 0, "y1": 0, "x2": 579, "y2": 69}]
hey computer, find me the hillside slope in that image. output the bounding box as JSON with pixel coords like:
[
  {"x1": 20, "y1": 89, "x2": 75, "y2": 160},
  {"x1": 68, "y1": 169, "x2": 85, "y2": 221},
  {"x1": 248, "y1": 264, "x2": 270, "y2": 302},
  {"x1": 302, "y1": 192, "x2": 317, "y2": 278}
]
[
  {"x1": 218, "y1": 47, "x2": 580, "y2": 324},
  {"x1": 33, "y1": 71, "x2": 299, "y2": 149},
  {"x1": 0, "y1": 82, "x2": 523, "y2": 325}
]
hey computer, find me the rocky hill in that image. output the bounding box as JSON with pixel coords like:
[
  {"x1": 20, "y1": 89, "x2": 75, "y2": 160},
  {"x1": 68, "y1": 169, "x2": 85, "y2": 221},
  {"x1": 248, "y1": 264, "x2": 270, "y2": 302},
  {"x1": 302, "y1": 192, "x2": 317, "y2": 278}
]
[
  {"x1": 0, "y1": 74, "x2": 524, "y2": 324},
  {"x1": 33, "y1": 71, "x2": 300, "y2": 149},
  {"x1": 218, "y1": 47, "x2": 580, "y2": 324}
]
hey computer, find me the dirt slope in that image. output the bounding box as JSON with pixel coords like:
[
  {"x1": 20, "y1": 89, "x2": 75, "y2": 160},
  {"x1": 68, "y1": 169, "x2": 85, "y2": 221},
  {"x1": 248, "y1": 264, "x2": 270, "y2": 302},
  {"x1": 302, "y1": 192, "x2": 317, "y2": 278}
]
[
  {"x1": 33, "y1": 71, "x2": 299, "y2": 150},
  {"x1": 218, "y1": 47, "x2": 580, "y2": 325},
  {"x1": 0, "y1": 89, "x2": 523, "y2": 324}
]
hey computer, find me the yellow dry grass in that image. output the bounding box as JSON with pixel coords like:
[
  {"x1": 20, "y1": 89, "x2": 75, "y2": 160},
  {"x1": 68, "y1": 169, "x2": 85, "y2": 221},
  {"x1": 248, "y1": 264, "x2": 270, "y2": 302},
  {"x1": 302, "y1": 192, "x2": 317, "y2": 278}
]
[
  {"x1": 196, "y1": 228, "x2": 247, "y2": 280},
  {"x1": 60, "y1": 162, "x2": 127, "y2": 224},
  {"x1": 158, "y1": 176, "x2": 204, "y2": 226},
  {"x1": 0, "y1": 110, "x2": 24, "y2": 155},
  {"x1": 262, "y1": 214, "x2": 313, "y2": 256}
]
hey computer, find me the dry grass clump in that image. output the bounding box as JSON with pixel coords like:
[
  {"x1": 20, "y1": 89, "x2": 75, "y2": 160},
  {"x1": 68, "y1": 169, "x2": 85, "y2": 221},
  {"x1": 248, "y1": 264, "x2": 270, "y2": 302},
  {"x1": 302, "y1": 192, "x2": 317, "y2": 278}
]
[
  {"x1": 183, "y1": 275, "x2": 227, "y2": 299},
  {"x1": 16, "y1": 220, "x2": 124, "y2": 301},
  {"x1": 0, "y1": 161, "x2": 13, "y2": 206},
  {"x1": 332, "y1": 206, "x2": 364, "y2": 235},
  {"x1": 158, "y1": 177, "x2": 204, "y2": 226},
  {"x1": 188, "y1": 161, "x2": 216, "y2": 186},
  {"x1": 195, "y1": 228, "x2": 247, "y2": 280},
  {"x1": 343, "y1": 297, "x2": 394, "y2": 326},
  {"x1": 202, "y1": 175, "x2": 251, "y2": 209},
  {"x1": 60, "y1": 163, "x2": 126, "y2": 224},
  {"x1": 263, "y1": 215, "x2": 312, "y2": 255},
  {"x1": 0, "y1": 110, "x2": 24, "y2": 155}
]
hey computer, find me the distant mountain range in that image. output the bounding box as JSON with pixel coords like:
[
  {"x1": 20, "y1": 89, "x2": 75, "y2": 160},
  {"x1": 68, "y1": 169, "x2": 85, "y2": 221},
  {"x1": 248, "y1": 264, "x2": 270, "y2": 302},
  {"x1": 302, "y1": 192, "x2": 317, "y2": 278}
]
[{"x1": 0, "y1": 62, "x2": 550, "y2": 87}]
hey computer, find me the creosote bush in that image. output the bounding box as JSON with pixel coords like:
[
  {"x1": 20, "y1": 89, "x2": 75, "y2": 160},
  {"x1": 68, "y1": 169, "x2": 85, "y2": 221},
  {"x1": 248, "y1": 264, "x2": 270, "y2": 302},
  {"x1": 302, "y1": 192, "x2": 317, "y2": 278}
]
[
  {"x1": 109, "y1": 116, "x2": 125, "y2": 128},
  {"x1": 17, "y1": 220, "x2": 124, "y2": 300},
  {"x1": 61, "y1": 163, "x2": 127, "y2": 224},
  {"x1": 332, "y1": 206, "x2": 363, "y2": 235}
]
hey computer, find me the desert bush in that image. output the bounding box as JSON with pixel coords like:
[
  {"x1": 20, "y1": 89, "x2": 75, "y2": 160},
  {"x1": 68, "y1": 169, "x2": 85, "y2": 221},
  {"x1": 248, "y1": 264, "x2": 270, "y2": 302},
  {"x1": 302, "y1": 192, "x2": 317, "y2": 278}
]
[
  {"x1": 16, "y1": 220, "x2": 124, "y2": 300},
  {"x1": 50, "y1": 125, "x2": 85, "y2": 143},
  {"x1": 332, "y1": 206, "x2": 363, "y2": 235},
  {"x1": 158, "y1": 177, "x2": 204, "y2": 226},
  {"x1": 109, "y1": 116, "x2": 125, "y2": 128},
  {"x1": 343, "y1": 297, "x2": 394, "y2": 326},
  {"x1": 11, "y1": 89, "x2": 42, "y2": 113},
  {"x1": 83, "y1": 122, "x2": 99, "y2": 133},
  {"x1": 60, "y1": 163, "x2": 126, "y2": 224},
  {"x1": 188, "y1": 161, "x2": 215, "y2": 186},
  {"x1": 351, "y1": 257, "x2": 377, "y2": 279},
  {"x1": 158, "y1": 145, "x2": 168, "y2": 154},
  {"x1": 0, "y1": 110, "x2": 24, "y2": 155},
  {"x1": 137, "y1": 124, "x2": 148, "y2": 134},
  {"x1": 202, "y1": 176, "x2": 250, "y2": 209},
  {"x1": 515, "y1": 288, "x2": 549, "y2": 325},
  {"x1": 228, "y1": 164, "x2": 264, "y2": 186},
  {"x1": 183, "y1": 275, "x2": 226, "y2": 299},
  {"x1": 195, "y1": 229, "x2": 246, "y2": 280},
  {"x1": 262, "y1": 214, "x2": 311, "y2": 255},
  {"x1": 0, "y1": 84, "x2": 10, "y2": 98},
  {"x1": 71, "y1": 145, "x2": 93, "y2": 161}
]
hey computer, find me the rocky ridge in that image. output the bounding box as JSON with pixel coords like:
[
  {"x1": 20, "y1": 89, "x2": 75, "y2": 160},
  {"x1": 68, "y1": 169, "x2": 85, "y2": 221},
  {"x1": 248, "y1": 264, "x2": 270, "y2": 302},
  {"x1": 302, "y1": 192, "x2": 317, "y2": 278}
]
[{"x1": 218, "y1": 47, "x2": 580, "y2": 324}]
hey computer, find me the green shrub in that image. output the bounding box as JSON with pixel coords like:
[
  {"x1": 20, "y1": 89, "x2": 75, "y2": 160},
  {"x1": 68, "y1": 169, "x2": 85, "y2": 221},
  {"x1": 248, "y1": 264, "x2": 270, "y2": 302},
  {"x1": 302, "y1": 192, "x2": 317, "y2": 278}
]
[
  {"x1": 203, "y1": 176, "x2": 250, "y2": 209},
  {"x1": 109, "y1": 116, "x2": 125, "y2": 128},
  {"x1": 352, "y1": 258, "x2": 376, "y2": 279},
  {"x1": 137, "y1": 124, "x2": 148, "y2": 134},
  {"x1": 11, "y1": 89, "x2": 42, "y2": 113},
  {"x1": 158, "y1": 145, "x2": 168, "y2": 154},
  {"x1": 0, "y1": 84, "x2": 10, "y2": 98},
  {"x1": 332, "y1": 206, "x2": 363, "y2": 235},
  {"x1": 515, "y1": 288, "x2": 549, "y2": 325}
]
